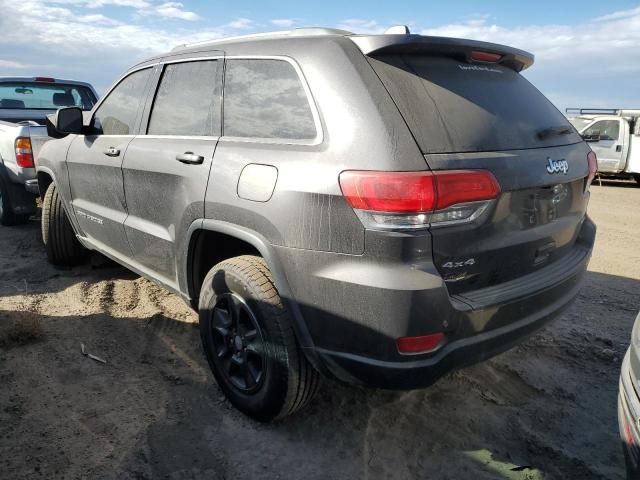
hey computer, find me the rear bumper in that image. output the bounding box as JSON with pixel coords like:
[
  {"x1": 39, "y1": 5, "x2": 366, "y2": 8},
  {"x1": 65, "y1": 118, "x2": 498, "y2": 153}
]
[
  {"x1": 314, "y1": 252, "x2": 587, "y2": 389},
  {"x1": 278, "y1": 217, "x2": 595, "y2": 389}
]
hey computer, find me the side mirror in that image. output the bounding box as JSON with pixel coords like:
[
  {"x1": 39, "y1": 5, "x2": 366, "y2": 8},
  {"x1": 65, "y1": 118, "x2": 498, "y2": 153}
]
[
  {"x1": 581, "y1": 133, "x2": 600, "y2": 143},
  {"x1": 53, "y1": 107, "x2": 84, "y2": 134}
]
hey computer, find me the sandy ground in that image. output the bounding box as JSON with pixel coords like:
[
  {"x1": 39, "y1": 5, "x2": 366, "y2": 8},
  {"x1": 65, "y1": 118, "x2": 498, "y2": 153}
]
[{"x1": 0, "y1": 181, "x2": 639, "y2": 480}]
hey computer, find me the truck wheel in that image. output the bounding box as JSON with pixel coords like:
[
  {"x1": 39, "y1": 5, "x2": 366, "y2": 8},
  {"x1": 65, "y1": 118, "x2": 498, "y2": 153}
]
[
  {"x1": 41, "y1": 183, "x2": 86, "y2": 266},
  {"x1": 0, "y1": 178, "x2": 30, "y2": 226},
  {"x1": 199, "y1": 255, "x2": 321, "y2": 422}
]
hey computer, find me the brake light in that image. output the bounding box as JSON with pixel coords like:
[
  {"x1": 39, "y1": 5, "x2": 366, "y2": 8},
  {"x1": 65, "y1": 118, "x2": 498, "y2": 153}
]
[
  {"x1": 339, "y1": 170, "x2": 500, "y2": 230},
  {"x1": 470, "y1": 51, "x2": 503, "y2": 63},
  {"x1": 586, "y1": 151, "x2": 598, "y2": 192},
  {"x1": 397, "y1": 333, "x2": 445, "y2": 355},
  {"x1": 15, "y1": 137, "x2": 34, "y2": 168},
  {"x1": 34, "y1": 77, "x2": 55, "y2": 83}
]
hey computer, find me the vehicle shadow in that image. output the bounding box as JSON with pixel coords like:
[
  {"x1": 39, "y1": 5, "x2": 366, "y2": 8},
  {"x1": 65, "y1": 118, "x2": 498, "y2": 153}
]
[{"x1": 1, "y1": 270, "x2": 637, "y2": 480}]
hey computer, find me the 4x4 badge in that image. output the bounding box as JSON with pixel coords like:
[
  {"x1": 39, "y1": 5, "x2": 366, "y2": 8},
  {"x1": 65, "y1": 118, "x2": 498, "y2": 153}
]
[{"x1": 546, "y1": 158, "x2": 569, "y2": 175}]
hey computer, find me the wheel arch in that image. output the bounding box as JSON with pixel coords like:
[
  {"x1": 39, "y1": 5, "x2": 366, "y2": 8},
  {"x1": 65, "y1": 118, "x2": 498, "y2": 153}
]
[
  {"x1": 184, "y1": 219, "x2": 323, "y2": 369},
  {"x1": 37, "y1": 169, "x2": 54, "y2": 200}
]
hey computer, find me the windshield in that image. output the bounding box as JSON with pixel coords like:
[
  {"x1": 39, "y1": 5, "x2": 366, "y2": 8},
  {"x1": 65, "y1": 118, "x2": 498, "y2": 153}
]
[
  {"x1": 369, "y1": 55, "x2": 581, "y2": 154},
  {"x1": 0, "y1": 82, "x2": 97, "y2": 110}
]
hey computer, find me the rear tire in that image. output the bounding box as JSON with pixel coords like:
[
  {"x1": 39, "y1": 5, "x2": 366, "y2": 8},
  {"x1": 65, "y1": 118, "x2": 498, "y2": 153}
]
[
  {"x1": 199, "y1": 255, "x2": 321, "y2": 422},
  {"x1": 41, "y1": 183, "x2": 86, "y2": 266},
  {"x1": 0, "y1": 178, "x2": 30, "y2": 226}
]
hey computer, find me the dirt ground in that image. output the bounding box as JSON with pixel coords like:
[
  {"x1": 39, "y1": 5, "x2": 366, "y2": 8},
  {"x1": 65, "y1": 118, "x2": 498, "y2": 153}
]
[{"x1": 0, "y1": 181, "x2": 638, "y2": 480}]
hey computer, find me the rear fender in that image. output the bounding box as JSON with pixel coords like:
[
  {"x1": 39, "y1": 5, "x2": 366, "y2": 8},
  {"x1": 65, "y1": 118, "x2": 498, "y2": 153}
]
[{"x1": 183, "y1": 219, "x2": 328, "y2": 375}]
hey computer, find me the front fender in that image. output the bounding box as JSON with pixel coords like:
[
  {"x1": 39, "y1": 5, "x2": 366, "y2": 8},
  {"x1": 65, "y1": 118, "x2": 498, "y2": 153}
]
[{"x1": 36, "y1": 136, "x2": 81, "y2": 233}]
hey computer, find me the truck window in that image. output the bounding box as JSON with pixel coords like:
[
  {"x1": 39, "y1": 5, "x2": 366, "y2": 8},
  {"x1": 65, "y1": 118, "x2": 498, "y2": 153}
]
[
  {"x1": 223, "y1": 59, "x2": 316, "y2": 140},
  {"x1": 92, "y1": 68, "x2": 152, "y2": 136},
  {"x1": 0, "y1": 83, "x2": 97, "y2": 110},
  {"x1": 582, "y1": 120, "x2": 620, "y2": 141},
  {"x1": 147, "y1": 60, "x2": 221, "y2": 136}
]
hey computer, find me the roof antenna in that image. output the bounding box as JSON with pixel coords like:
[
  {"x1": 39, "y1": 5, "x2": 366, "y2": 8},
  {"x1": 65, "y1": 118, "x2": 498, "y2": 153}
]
[{"x1": 384, "y1": 25, "x2": 410, "y2": 34}]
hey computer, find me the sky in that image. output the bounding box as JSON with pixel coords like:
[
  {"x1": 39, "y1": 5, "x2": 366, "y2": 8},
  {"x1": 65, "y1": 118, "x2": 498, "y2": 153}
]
[{"x1": 0, "y1": 0, "x2": 639, "y2": 111}]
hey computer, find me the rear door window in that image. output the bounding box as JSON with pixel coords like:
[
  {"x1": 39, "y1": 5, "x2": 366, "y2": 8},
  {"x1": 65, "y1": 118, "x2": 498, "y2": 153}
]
[
  {"x1": 92, "y1": 68, "x2": 152, "y2": 135},
  {"x1": 369, "y1": 55, "x2": 581, "y2": 153},
  {"x1": 223, "y1": 59, "x2": 317, "y2": 141},
  {"x1": 148, "y1": 60, "x2": 222, "y2": 136}
]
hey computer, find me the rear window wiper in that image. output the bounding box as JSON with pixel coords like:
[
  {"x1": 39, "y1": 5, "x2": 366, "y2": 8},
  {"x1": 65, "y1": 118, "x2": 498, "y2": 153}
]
[{"x1": 537, "y1": 126, "x2": 573, "y2": 140}]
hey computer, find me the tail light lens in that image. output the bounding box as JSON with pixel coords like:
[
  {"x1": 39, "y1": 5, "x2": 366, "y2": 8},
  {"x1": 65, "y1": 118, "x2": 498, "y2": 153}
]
[
  {"x1": 339, "y1": 169, "x2": 500, "y2": 230},
  {"x1": 586, "y1": 151, "x2": 598, "y2": 192},
  {"x1": 397, "y1": 333, "x2": 445, "y2": 355},
  {"x1": 15, "y1": 137, "x2": 34, "y2": 168}
]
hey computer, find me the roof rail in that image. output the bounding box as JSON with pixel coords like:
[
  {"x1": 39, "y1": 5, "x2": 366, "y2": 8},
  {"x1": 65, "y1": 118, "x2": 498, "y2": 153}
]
[{"x1": 171, "y1": 27, "x2": 353, "y2": 52}]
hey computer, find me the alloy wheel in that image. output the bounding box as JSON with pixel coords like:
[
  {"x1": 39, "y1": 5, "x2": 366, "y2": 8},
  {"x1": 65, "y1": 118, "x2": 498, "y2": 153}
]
[{"x1": 209, "y1": 293, "x2": 266, "y2": 393}]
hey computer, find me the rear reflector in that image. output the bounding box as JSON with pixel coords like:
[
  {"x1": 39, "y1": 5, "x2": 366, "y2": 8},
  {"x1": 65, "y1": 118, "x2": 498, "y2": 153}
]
[
  {"x1": 397, "y1": 333, "x2": 445, "y2": 355},
  {"x1": 339, "y1": 169, "x2": 500, "y2": 230},
  {"x1": 15, "y1": 137, "x2": 34, "y2": 168},
  {"x1": 470, "y1": 51, "x2": 503, "y2": 63}
]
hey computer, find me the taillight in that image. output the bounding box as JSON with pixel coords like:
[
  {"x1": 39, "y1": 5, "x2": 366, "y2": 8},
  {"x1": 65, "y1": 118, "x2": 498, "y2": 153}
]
[
  {"x1": 15, "y1": 137, "x2": 34, "y2": 168},
  {"x1": 586, "y1": 151, "x2": 598, "y2": 192},
  {"x1": 470, "y1": 51, "x2": 503, "y2": 63},
  {"x1": 397, "y1": 333, "x2": 445, "y2": 355},
  {"x1": 339, "y1": 170, "x2": 500, "y2": 230},
  {"x1": 34, "y1": 76, "x2": 55, "y2": 83}
]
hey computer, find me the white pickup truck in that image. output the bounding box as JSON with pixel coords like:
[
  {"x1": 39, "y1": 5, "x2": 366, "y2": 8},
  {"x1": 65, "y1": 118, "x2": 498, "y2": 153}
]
[
  {"x1": 566, "y1": 108, "x2": 640, "y2": 184},
  {"x1": 0, "y1": 77, "x2": 98, "y2": 225}
]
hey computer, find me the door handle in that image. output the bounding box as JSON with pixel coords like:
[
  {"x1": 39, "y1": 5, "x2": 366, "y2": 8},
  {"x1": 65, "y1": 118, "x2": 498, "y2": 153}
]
[
  {"x1": 176, "y1": 152, "x2": 204, "y2": 165},
  {"x1": 616, "y1": 145, "x2": 622, "y2": 152},
  {"x1": 104, "y1": 147, "x2": 120, "y2": 157}
]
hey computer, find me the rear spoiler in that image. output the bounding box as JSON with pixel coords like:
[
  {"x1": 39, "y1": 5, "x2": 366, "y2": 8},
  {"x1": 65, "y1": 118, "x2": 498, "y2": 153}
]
[{"x1": 349, "y1": 34, "x2": 534, "y2": 72}]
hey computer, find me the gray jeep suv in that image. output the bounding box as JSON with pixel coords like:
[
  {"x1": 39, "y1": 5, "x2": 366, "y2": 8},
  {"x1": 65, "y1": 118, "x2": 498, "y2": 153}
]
[{"x1": 36, "y1": 27, "x2": 597, "y2": 421}]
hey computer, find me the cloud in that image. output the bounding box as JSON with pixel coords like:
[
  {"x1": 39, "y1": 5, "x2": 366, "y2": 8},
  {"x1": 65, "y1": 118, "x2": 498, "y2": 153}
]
[
  {"x1": 271, "y1": 18, "x2": 297, "y2": 28},
  {"x1": 146, "y1": 2, "x2": 199, "y2": 21},
  {"x1": 335, "y1": 19, "x2": 385, "y2": 34},
  {"x1": 50, "y1": 0, "x2": 152, "y2": 8},
  {"x1": 48, "y1": 0, "x2": 198, "y2": 20},
  {"x1": 594, "y1": 5, "x2": 640, "y2": 22},
  {"x1": 0, "y1": 60, "x2": 35, "y2": 69},
  {"x1": 1, "y1": 1, "x2": 639, "y2": 109},
  {"x1": 226, "y1": 18, "x2": 253, "y2": 30},
  {"x1": 417, "y1": 10, "x2": 640, "y2": 108}
]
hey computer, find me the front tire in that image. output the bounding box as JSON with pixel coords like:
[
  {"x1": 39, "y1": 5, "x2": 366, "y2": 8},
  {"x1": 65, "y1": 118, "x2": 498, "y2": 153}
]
[
  {"x1": 41, "y1": 183, "x2": 86, "y2": 265},
  {"x1": 199, "y1": 255, "x2": 320, "y2": 422},
  {"x1": 0, "y1": 178, "x2": 30, "y2": 226}
]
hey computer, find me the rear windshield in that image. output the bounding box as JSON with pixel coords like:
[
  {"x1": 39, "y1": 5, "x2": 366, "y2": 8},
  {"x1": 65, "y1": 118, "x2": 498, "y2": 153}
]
[
  {"x1": 369, "y1": 55, "x2": 581, "y2": 154},
  {"x1": 0, "y1": 82, "x2": 97, "y2": 110}
]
